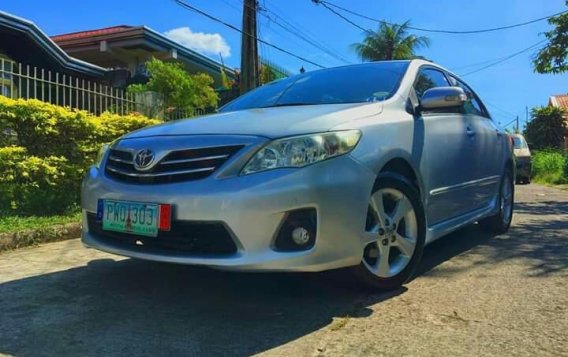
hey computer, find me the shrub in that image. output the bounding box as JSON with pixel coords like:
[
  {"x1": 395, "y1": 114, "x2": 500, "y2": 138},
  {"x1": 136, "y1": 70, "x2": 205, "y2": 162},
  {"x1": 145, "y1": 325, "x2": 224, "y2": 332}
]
[
  {"x1": 0, "y1": 97, "x2": 161, "y2": 215},
  {"x1": 523, "y1": 106, "x2": 567, "y2": 150},
  {"x1": 0, "y1": 97, "x2": 95, "y2": 162},
  {"x1": 531, "y1": 150, "x2": 568, "y2": 185},
  {"x1": 0, "y1": 146, "x2": 80, "y2": 215}
]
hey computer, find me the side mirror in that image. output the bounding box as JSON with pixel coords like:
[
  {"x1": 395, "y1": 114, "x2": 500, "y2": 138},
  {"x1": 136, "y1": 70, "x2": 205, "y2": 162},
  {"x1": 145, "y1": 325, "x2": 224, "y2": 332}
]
[{"x1": 420, "y1": 86, "x2": 467, "y2": 110}]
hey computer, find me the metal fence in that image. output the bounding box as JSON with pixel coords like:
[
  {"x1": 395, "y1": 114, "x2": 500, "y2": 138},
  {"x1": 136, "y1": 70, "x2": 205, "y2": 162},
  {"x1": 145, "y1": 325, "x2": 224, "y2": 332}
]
[
  {"x1": 0, "y1": 58, "x2": 211, "y2": 119},
  {"x1": 0, "y1": 57, "x2": 139, "y2": 116}
]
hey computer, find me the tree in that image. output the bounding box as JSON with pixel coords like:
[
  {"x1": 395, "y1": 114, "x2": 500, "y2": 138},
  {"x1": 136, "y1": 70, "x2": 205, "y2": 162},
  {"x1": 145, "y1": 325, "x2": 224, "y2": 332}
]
[
  {"x1": 352, "y1": 21, "x2": 430, "y2": 61},
  {"x1": 128, "y1": 58, "x2": 218, "y2": 118},
  {"x1": 524, "y1": 106, "x2": 567, "y2": 150},
  {"x1": 220, "y1": 67, "x2": 233, "y2": 90},
  {"x1": 259, "y1": 63, "x2": 277, "y2": 85},
  {"x1": 533, "y1": 1, "x2": 568, "y2": 74}
]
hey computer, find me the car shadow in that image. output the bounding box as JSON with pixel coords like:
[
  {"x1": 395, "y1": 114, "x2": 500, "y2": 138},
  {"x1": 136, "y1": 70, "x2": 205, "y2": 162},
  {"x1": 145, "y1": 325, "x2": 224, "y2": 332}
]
[
  {"x1": 0, "y1": 257, "x2": 405, "y2": 356},
  {"x1": 1, "y1": 200, "x2": 565, "y2": 356}
]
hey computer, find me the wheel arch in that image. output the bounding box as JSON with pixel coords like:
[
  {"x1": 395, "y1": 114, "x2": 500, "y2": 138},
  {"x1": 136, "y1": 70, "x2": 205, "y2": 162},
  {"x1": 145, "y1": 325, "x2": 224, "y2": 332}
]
[{"x1": 372, "y1": 150, "x2": 425, "y2": 202}]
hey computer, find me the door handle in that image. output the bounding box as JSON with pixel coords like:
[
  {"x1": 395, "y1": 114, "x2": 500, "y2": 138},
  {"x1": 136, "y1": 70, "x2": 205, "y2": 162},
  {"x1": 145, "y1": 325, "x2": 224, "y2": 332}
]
[{"x1": 466, "y1": 127, "x2": 476, "y2": 137}]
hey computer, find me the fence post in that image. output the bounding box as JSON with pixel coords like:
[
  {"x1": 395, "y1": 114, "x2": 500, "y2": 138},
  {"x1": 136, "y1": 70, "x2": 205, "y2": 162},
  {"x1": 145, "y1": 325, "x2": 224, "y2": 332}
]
[
  {"x1": 82, "y1": 79, "x2": 85, "y2": 110},
  {"x1": 47, "y1": 70, "x2": 51, "y2": 103},
  {"x1": 69, "y1": 75, "x2": 73, "y2": 109},
  {"x1": 62, "y1": 74, "x2": 66, "y2": 107},
  {"x1": 75, "y1": 77, "x2": 79, "y2": 109},
  {"x1": 17, "y1": 62, "x2": 22, "y2": 99},
  {"x1": 55, "y1": 72, "x2": 59, "y2": 105},
  {"x1": 93, "y1": 82, "x2": 97, "y2": 114},
  {"x1": 42, "y1": 68, "x2": 46, "y2": 102},
  {"x1": 26, "y1": 65, "x2": 30, "y2": 99},
  {"x1": 33, "y1": 67, "x2": 37, "y2": 99}
]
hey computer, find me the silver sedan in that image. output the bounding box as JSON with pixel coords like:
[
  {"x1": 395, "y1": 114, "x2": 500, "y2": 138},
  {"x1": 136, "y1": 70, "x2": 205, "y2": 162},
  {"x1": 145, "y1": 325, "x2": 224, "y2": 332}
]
[{"x1": 81, "y1": 60, "x2": 514, "y2": 290}]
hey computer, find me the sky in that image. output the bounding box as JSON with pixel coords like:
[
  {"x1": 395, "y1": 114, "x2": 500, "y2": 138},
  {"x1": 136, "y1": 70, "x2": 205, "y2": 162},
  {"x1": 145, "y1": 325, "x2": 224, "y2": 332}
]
[{"x1": 2, "y1": 0, "x2": 566, "y2": 129}]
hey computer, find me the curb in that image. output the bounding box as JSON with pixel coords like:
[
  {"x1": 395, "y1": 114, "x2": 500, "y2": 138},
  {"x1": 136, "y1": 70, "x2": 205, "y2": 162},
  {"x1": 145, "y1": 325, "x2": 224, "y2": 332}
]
[{"x1": 0, "y1": 222, "x2": 82, "y2": 252}]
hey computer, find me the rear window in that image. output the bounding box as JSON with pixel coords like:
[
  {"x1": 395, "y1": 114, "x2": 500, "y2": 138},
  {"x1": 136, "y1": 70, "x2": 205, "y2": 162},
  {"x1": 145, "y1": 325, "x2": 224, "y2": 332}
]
[{"x1": 513, "y1": 136, "x2": 527, "y2": 149}]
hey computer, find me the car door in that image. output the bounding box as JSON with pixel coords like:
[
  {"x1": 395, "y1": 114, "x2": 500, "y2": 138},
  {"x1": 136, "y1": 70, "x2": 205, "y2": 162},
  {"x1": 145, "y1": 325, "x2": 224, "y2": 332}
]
[
  {"x1": 448, "y1": 75, "x2": 503, "y2": 210},
  {"x1": 414, "y1": 67, "x2": 478, "y2": 225}
]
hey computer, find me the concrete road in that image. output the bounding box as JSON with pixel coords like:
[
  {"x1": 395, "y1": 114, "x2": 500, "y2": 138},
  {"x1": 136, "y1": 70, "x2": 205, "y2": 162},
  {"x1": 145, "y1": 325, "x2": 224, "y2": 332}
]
[{"x1": 0, "y1": 184, "x2": 566, "y2": 356}]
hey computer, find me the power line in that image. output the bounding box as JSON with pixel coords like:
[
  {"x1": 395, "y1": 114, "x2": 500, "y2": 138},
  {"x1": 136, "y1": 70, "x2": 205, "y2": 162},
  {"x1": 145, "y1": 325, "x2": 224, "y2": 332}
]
[
  {"x1": 172, "y1": 0, "x2": 325, "y2": 68},
  {"x1": 314, "y1": 0, "x2": 369, "y2": 32},
  {"x1": 450, "y1": 56, "x2": 514, "y2": 71},
  {"x1": 459, "y1": 40, "x2": 547, "y2": 76},
  {"x1": 265, "y1": 2, "x2": 352, "y2": 64},
  {"x1": 262, "y1": 12, "x2": 351, "y2": 64},
  {"x1": 485, "y1": 101, "x2": 517, "y2": 118},
  {"x1": 236, "y1": 0, "x2": 351, "y2": 65},
  {"x1": 316, "y1": 0, "x2": 567, "y2": 35}
]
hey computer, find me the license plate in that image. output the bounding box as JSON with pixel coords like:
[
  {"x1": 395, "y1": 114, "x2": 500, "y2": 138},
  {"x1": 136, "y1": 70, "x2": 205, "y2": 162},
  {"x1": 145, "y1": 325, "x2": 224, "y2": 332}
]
[{"x1": 100, "y1": 200, "x2": 161, "y2": 237}]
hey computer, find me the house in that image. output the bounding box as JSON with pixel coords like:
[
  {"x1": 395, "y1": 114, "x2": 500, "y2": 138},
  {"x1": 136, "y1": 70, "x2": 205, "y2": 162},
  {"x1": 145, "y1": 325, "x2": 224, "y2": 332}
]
[
  {"x1": 0, "y1": 11, "x2": 238, "y2": 116},
  {"x1": 51, "y1": 25, "x2": 236, "y2": 89},
  {"x1": 548, "y1": 94, "x2": 568, "y2": 149},
  {"x1": 0, "y1": 11, "x2": 107, "y2": 100}
]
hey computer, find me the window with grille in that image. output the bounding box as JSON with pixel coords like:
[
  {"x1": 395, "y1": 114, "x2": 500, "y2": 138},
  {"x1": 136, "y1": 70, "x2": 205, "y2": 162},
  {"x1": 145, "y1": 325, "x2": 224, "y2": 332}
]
[{"x1": 0, "y1": 55, "x2": 17, "y2": 98}]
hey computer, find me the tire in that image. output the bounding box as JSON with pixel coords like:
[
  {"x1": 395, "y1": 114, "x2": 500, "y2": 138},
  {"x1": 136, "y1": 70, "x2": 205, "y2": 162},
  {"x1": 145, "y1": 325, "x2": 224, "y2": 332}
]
[
  {"x1": 525, "y1": 176, "x2": 531, "y2": 184},
  {"x1": 479, "y1": 169, "x2": 514, "y2": 234},
  {"x1": 349, "y1": 173, "x2": 426, "y2": 291}
]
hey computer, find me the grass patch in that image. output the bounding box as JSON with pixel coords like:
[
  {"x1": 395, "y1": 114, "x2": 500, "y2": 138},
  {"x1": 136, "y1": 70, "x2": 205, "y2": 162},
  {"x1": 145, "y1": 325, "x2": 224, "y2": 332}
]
[
  {"x1": 0, "y1": 212, "x2": 81, "y2": 234},
  {"x1": 532, "y1": 150, "x2": 568, "y2": 185}
]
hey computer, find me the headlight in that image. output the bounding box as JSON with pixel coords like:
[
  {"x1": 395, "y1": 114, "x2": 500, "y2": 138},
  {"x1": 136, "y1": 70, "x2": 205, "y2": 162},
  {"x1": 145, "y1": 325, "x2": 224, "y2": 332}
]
[
  {"x1": 241, "y1": 130, "x2": 361, "y2": 175},
  {"x1": 95, "y1": 143, "x2": 109, "y2": 168}
]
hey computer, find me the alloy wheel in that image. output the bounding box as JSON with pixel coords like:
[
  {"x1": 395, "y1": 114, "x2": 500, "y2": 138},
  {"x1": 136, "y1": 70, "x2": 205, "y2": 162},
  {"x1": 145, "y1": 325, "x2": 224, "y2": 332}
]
[{"x1": 363, "y1": 188, "x2": 418, "y2": 278}]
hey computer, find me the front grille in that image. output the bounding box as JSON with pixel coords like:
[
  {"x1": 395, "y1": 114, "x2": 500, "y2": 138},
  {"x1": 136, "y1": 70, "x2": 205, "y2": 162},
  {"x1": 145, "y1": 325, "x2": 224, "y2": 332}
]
[
  {"x1": 86, "y1": 213, "x2": 238, "y2": 256},
  {"x1": 105, "y1": 145, "x2": 244, "y2": 184}
]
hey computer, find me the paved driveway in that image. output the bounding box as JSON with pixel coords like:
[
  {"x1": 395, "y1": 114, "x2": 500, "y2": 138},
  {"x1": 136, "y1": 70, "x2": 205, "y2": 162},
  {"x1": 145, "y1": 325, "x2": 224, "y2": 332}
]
[{"x1": 0, "y1": 184, "x2": 566, "y2": 356}]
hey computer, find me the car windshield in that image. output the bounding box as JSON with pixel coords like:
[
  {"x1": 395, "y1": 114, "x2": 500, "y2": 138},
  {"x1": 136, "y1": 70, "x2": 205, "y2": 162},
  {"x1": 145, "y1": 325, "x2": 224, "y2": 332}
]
[{"x1": 220, "y1": 62, "x2": 410, "y2": 112}]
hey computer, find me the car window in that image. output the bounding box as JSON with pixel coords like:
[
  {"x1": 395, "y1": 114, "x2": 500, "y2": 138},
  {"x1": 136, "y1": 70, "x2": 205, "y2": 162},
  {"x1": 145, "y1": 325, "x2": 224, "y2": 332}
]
[
  {"x1": 449, "y1": 76, "x2": 490, "y2": 118},
  {"x1": 414, "y1": 68, "x2": 449, "y2": 98},
  {"x1": 220, "y1": 62, "x2": 410, "y2": 112}
]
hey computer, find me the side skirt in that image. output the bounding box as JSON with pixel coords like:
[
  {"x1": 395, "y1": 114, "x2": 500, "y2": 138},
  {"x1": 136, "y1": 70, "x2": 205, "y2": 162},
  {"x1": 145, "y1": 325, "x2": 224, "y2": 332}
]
[{"x1": 425, "y1": 197, "x2": 498, "y2": 244}]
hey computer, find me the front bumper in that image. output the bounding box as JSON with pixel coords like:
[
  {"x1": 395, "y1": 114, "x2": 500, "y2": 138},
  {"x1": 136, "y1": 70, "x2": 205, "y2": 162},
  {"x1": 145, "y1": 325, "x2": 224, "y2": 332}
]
[{"x1": 81, "y1": 154, "x2": 376, "y2": 272}]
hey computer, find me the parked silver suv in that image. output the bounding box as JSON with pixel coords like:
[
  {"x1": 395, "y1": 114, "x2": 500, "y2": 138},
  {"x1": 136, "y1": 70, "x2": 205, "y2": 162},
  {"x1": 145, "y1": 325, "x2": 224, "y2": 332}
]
[{"x1": 82, "y1": 60, "x2": 514, "y2": 290}]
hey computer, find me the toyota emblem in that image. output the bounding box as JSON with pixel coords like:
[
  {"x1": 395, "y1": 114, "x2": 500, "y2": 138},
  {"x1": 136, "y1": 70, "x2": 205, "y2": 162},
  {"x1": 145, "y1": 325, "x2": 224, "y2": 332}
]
[{"x1": 133, "y1": 149, "x2": 155, "y2": 171}]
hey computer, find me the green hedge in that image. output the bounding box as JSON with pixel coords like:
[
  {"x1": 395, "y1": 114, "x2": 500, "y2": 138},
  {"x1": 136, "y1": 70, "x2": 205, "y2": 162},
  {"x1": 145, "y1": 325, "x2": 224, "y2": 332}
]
[
  {"x1": 532, "y1": 150, "x2": 568, "y2": 185},
  {"x1": 0, "y1": 97, "x2": 160, "y2": 215}
]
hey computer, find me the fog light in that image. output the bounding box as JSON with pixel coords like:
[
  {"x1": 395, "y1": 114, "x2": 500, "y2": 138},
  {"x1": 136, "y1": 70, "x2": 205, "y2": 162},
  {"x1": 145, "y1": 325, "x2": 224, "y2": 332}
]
[
  {"x1": 274, "y1": 208, "x2": 317, "y2": 251},
  {"x1": 292, "y1": 227, "x2": 310, "y2": 245}
]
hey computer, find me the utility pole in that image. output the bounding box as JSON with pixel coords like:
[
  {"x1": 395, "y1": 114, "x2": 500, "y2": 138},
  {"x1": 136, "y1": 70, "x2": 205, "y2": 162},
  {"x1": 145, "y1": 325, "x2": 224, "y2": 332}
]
[
  {"x1": 525, "y1": 106, "x2": 529, "y2": 123},
  {"x1": 516, "y1": 115, "x2": 519, "y2": 133},
  {"x1": 240, "y1": 0, "x2": 259, "y2": 95}
]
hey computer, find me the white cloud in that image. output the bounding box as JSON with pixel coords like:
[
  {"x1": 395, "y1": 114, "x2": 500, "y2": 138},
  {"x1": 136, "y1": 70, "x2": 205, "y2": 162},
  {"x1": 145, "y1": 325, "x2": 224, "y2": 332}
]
[{"x1": 164, "y1": 27, "x2": 231, "y2": 58}]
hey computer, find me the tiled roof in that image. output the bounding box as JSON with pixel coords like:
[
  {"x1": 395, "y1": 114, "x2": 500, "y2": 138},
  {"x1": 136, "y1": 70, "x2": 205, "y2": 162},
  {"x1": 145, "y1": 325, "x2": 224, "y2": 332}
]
[
  {"x1": 51, "y1": 26, "x2": 135, "y2": 41},
  {"x1": 550, "y1": 94, "x2": 568, "y2": 109}
]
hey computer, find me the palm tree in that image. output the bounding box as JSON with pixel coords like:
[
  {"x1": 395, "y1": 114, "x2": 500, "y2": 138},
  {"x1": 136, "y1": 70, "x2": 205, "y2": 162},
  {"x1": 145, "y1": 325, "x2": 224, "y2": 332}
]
[{"x1": 352, "y1": 21, "x2": 430, "y2": 61}]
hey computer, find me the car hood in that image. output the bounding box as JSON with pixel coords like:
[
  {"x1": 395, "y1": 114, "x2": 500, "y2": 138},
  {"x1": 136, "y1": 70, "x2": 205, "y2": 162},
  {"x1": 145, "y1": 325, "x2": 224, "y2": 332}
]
[{"x1": 123, "y1": 103, "x2": 382, "y2": 140}]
